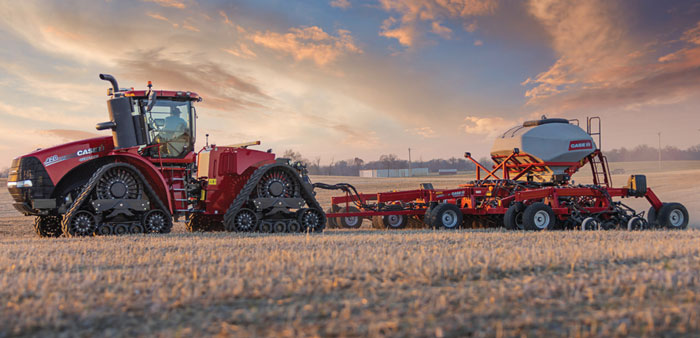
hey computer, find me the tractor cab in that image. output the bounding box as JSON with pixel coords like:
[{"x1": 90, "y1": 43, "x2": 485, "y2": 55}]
[{"x1": 96, "y1": 74, "x2": 201, "y2": 159}]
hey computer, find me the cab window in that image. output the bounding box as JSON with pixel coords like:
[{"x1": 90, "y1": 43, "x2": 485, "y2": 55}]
[{"x1": 145, "y1": 100, "x2": 193, "y2": 158}]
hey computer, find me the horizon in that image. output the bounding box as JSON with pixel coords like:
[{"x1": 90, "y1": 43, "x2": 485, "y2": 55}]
[{"x1": 1, "y1": 0, "x2": 699, "y2": 166}]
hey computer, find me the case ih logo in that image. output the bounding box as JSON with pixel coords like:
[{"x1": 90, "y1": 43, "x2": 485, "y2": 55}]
[
  {"x1": 569, "y1": 140, "x2": 593, "y2": 151},
  {"x1": 44, "y1": 145, "x2": 105, "y2": 167}
]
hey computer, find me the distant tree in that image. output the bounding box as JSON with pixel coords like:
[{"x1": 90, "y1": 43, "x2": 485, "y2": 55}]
[
  {"x1": 282, "y1": 149, "x2": 304, "y2": 163},
  {"x1": 379, "y1": 154, "x2": 400, "y2": 169},
  {"x1": 0, "y1": 167, "x2": 8, "y2": 178}
]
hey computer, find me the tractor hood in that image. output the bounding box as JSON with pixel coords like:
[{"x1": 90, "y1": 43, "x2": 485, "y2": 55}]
[{"x1": 16, "y1": 136, "x2": 115, "y2": 183}]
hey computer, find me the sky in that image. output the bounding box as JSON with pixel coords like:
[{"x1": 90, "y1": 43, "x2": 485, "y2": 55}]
[{"x1": 0, "y1": 0, "x2": 699, "y2": 166}]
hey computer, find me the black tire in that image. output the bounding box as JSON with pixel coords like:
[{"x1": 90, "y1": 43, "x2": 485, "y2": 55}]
[
  {"x1": 503, "y1": 202, "x2": 525, "y2": 230},
  {"x1": 647, "y1": 206, "x2": 658, "y2": 227},
  {"x1": 325, "y1": 207, "x2": 339, "y2": 228},
  {"x1": 114, "y1": 223, "x2": 129, "y2": 235},
  {"x1": 34, "y1": 216, "x2": 63, "y2": 238},
  {"x1": 273, "y1": 220, "x2": 288, "y2": 233},
  {"x1": 522, "y1": 202, "x2": 555, "y2": 231},
  {"x1": 581, "y1": 217, "x2": 600, "y2": 231},
  {"x1": 143, "y1": 209, "x2": 173, "y2": 233},
  {"x1": 65, "y1": 210, "x2": 98, "y2": 237},
  {"x1": 260, "y1": 221, "x2": 273, "y2": 233},
  {"x1": 339, "y1": 206, "x2": 363, "y2": 229},
  {"x1": 627, "y1": 216, "x2": 646, "y2": 231},
  {"x1": 429, "y1": 204, "x2": 463, "y2": 230},
  {"x1": 129, "y1": 223, "x2": 145, "y2": 234},
  {"x1": 230, "y1": 208, "x2": 258, "y2": 232},
  {"x1": 297, "y1": 208, "x2": 326, "y2": 232},
  {"x1": 383, "y1": 205, "x2": 408, "y2": 230},
  {"x1": 288, "y1": 220, "x2": 301, "y2": 233},
  {"x1": 96, "y1": 224, "x2": 113, "y2": 236},
  {"x1": 657, "y1": 202, "x2": 689, "y2": 229}
]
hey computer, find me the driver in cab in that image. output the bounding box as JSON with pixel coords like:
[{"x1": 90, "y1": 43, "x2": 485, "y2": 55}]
[{"x1": 158, "y1": 105, "x2": 190, "y2": 157}]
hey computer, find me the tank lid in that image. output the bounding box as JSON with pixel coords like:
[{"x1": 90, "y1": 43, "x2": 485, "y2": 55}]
[{"x1": 522, "y1": 118, "x2": 569, "y2": 127}]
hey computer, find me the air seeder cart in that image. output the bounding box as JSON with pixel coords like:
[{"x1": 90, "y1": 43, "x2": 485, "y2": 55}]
[{"x1": 321, "y1": 117, "x2": 688, "y2": 231}]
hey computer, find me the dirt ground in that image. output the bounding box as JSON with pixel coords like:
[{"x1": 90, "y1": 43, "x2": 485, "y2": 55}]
[{"x1": 1, "y1": 162, "x2": 699, "y2": 337}]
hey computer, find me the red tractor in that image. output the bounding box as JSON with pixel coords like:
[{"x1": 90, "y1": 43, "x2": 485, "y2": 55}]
[{"x1": 7, "y1": 74, "x2": 325, "y2": 237}]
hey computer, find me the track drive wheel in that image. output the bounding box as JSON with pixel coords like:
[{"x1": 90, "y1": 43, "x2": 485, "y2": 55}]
[
  {"x1": 229, "y1": 208, "x2": 259, "y2": 232},
  {"x1": 657, "y1": 203, "x2": 689, "y2": 229},
  {"x1": 297, "y1": 208, "x2": 326, "y2": 232},
  {"x1": 503, "y1": 202, "x2": 525, "y2": 230},
  {"x1": 143, "y1": 209, "x2": 173, "y2": 233},
  {"x1": 34, "y1": 216, "x2": 63, "y2": 238},
  {"x1": 522, "y1": 202, "x2": 555, "y2": 231},
  {"x1": 429, "y1": 204, "x2": 462, "y2": 230},
  {"x1": 63, "y1": 210, "x2": 98, "y2": 237},
  {"x1": 339, "y1": 206, "x2": 363, "y2": 229}
]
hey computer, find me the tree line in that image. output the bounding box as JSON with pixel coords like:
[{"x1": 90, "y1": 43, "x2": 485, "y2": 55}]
[
  {"x1": 604, "y1": 144, "x2": 700, "y2": 162},
  {"x1": 282, "y1": 150, "x2": 493, "y2": 176}
]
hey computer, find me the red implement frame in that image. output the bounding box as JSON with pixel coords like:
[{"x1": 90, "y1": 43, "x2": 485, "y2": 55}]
[{"x1": 326, "y1": 149, "x2": 662, "y2": 220}]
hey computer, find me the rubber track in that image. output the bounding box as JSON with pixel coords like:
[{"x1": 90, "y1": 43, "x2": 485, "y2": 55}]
[
  {"x1": 223, "y1": 163, "x2": 324, "y2": 231},
  {"x1": 61, "y1": 162, "x2": 172, "y2": 236}
]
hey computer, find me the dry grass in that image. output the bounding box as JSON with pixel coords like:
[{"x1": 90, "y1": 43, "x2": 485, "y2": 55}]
[{"x1": 1, "y1": 163, "x2": 699, "y2": 337}]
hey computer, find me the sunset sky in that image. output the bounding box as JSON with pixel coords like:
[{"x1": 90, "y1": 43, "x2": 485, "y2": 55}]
[{"x1": 1, "y1": 0, "x2": 699, "y2": 166}]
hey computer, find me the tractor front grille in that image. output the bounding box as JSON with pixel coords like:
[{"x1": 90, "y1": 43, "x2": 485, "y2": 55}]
[{"x1": 7, "y1": 156, "x2": 54, "y2": 214}]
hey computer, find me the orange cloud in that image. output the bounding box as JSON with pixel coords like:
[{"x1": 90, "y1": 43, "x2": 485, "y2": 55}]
[
  {"x1": 431, "y1": 21, "x2": 452, "y2": 39},
  {"x1": 250, "y1": 26, "x2": 362, "y2": 66},
  {"x1": 462, "y1": 116, "x2": 514, "y2": 136},
  {"x1": 522, "y1": 1, "x2": 700, "y2": 112},
  {"x1": 378, "y1": 0, "x2": 497, "y2": 46},
  {"x1": 380, "y1": 17, "x2": 416, "y2": 46},
  {"x1": 143, "y1": 0, "x2": 185, "y2": 9}
]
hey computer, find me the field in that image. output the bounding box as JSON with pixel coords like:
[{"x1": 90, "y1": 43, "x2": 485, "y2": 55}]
[{"x1": 1, "y1": 161, "x2": 700, "y2": 337}]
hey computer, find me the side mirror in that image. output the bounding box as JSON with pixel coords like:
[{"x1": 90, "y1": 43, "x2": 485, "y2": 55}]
[{"x1": 147, "y1": 91, "x2": 157, "y2": 112}]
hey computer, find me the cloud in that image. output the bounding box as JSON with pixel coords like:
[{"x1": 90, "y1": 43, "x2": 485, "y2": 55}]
[
  {"x1": 119, "y1": 50, "x2": 270, "y2": 111},
  {"x1": 473, "y1": 39, "x2": 483, "y2": 46},
  {"x1": 430, "y1": 21, "x2": 452, "y2": 39},
  {"x1": 377, "y1": 0, "x2": 497, "y2": 46},
  {"x1": 250, "y1": 26, "x2": 362, "y2": 66},
  {"x1": 522, "y1": 1, "x2": 700, "y2": 112},
  {"x1": 462, "y1": 116, "x2": 513, "y2": 136},
  {"x1": 223, "y1": 43, "x2": 257, "y2": 59},
  {"x1": 330, "y1": 0, "x2": 351, "y2": 9},
  {"x1": 380, "y1": 17, "x2": 417, "y2": 46},
  {"x1": 143, "y1": 0, "x2": 186, "y2": 9},
  {"x1": 406, "y1": 127, "x2": 436, "y2": 138}
]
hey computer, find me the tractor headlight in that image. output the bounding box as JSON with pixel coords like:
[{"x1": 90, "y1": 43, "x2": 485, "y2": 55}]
[{"x1": 7, "y1": 180, "x2": 33, "y2": 188}]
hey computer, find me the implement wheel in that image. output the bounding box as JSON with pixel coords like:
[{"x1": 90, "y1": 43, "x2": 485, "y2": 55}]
[
  {"x1": 658, "y1": 203, "x2": 689, "y2": 229},
  {"x1": 383, "y1": 205, "x2": 408, "y2": 230},
  {"x1": 523, "y1": 202, "x2": 555, "y2": 231},
  {"x1": 339, "y1": 206, "x2": 363, "y2": 229},
  {"x1": 503, "y1": 202, "x2": 525, "y2": 230},
  {"x1": 429, "y1": 204, "x2": 462, "y2": 230}
]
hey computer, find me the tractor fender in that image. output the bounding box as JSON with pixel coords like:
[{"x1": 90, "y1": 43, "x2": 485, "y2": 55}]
[{"x1": 103, "y1": 154, "x2": 174, "y2": 213}]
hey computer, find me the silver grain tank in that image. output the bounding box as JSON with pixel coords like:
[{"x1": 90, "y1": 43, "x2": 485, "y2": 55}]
[{"x1": 491, "y1": 118, "x2": 596, "y2": 182}]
